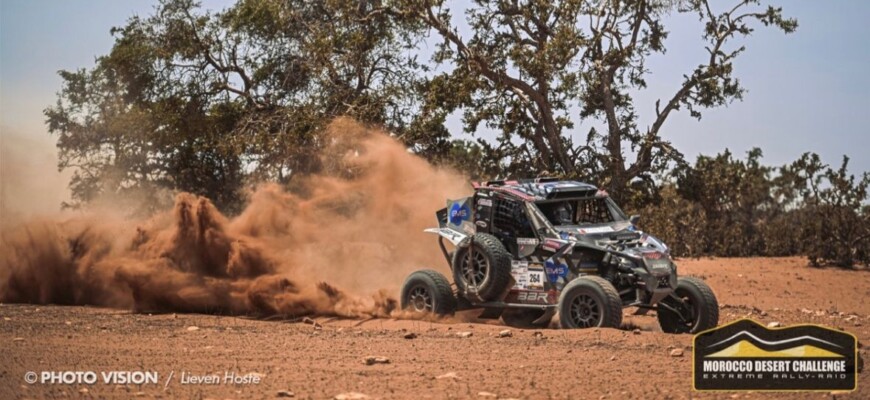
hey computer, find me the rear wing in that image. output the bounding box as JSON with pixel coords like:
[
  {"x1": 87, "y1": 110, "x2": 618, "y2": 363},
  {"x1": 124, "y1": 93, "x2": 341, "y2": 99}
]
[{"x1": 424, "y1": 197, "x2": 473, "y2": 246}]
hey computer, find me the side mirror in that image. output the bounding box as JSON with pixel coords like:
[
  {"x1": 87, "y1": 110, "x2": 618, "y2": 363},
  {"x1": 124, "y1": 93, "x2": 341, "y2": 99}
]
[{"x1": 629, "y1": 214, "x2": 640, "y2": 225}]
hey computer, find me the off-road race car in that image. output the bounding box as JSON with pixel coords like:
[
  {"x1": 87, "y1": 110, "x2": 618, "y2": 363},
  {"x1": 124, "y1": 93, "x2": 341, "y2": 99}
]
[{"x1": 400, "y1": 178, "x2": 719, "y2": 333}]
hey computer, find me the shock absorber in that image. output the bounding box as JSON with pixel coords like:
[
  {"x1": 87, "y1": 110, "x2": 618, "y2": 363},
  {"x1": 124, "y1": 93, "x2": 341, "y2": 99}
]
[{"x1": 599, "y1": 252, "x2": 620, "y2": 285}]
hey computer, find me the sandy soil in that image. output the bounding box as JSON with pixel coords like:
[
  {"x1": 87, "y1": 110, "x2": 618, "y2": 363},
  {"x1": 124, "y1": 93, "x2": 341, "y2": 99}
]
[{"x1": 1, "y1": 257, "x2": 868, "y2": 399}]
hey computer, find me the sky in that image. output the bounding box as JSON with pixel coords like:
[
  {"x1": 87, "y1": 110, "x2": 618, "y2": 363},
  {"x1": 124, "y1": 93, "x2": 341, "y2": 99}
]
[{"x1": 1, "y1": 0, "x2": 868, "y2": 194}]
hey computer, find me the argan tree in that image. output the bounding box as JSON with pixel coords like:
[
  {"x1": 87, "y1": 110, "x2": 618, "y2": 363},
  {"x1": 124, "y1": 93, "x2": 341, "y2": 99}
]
[
  {"x1": 45, "y1": 0, "x2": 428, "y2": 212},
  {"x1": 400, "y1": 0, "x2": 797, "y2": 200}
]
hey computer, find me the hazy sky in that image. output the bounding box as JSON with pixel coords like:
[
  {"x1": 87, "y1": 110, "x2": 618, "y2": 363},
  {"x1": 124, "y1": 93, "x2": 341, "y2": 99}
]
[{"x1": 2, "y1": 0, "x2": 868, "y2": 176}]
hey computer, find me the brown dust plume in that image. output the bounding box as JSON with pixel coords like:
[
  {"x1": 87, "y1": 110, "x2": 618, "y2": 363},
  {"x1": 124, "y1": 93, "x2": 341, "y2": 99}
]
[{"x1": 0, "y1": 119, "x2": 469, "y2": 318}]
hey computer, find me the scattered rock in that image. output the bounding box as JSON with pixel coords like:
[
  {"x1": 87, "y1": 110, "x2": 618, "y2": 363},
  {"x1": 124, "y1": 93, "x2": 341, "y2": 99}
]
[
  {"x1": 186, "y1": 326, "x2": 200, "y2": 332},
  {"x1": 632, "y1": 328, "x2": 641, "y2": 335},
  {"x1": 334, "y1": 392, "x2": 370, "y2": 400},
  {"x1": 456, "y1": 331, "x2": 473, "y2": 338},
  {"x1": 363, "y1": 356, "x2": 390, "y2": 365},
  {"x1": 801, "y1": 308, "x2": 813, "y2": 314},
  {"x1": 2, "y1": 317, "x2": 10, "y2": 321},
  {"x1": 403, "y1": 332, "x2": 417, "y2": 339},
  {"x1": 436, "y1": 372, "x2": 460, "y2": 380},
  {"x1": 737, "y1": 274, "x2": 743, "y2": 278},
  {"x1": 670, "y1": 348, "x2": 684, "y2": 357},
  {"x1": 477, "y1": 392, "x2": 497, "y2": 397},
  {"x1": 533, "y1": 331, "x2": 545, "y2": 339},
  {"x1": 498, "y1": 329, "x2": 512, "y2": 338},
  {"x1": 12, "y1": 337, "x2": 24, "y2": 342},
  {"x1": 276, "y1": 390, "x2": 295, "y2": 397},
  {"x1": 609, "y1": 355, "x2": 616, "y2": 361},
  {"x1": 78, "y1": 388, "x2": 89, "y2": 394},
  {"x1": 767, "y1": 321, "x2": 781, "y2": 328},
  {"x1": 133, "y1": 392, "x2": 146, "y2": 397}
]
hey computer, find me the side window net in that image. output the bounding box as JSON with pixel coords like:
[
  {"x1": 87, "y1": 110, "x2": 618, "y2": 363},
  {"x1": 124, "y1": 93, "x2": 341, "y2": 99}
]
[
  {"x1": 575, "y1": 199, "x2": 612, "y2": 224},
  {"x1": 493, "y1": 198, "x2": 535, "y2": 237}
]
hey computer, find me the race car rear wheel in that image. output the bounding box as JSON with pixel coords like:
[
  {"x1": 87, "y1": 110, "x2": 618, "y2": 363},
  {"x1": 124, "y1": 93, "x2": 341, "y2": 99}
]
[
  {"x1": 452, "y1": 233, "x2": 512, "y2": 301},
  {"x1": 657, "y1": 276, "x2": 719, "y2": 334},
  {"x1": 400, "y1": 270, "x2": 457, "y2": 316},
  {"x1": 501, "y1": 308, "x2": 552, "y2": 328},
  {"x1": 558, "y1": 276, "x2": 622, "y2": 329}
]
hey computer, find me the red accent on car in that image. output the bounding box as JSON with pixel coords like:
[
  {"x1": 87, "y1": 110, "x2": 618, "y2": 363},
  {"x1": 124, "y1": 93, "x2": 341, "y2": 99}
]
[{"x1": 642, "y1": 251, "x2": 665, "y2": 260}]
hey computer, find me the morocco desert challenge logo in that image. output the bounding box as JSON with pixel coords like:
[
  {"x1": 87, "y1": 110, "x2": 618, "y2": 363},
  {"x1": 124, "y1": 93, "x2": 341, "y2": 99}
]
[{"x1": 693, "y1": 319, "x2": 857, "y2": 391}]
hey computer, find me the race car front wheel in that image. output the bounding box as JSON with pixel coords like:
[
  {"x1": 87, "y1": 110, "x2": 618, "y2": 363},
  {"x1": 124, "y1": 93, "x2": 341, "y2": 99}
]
[
  {"x1": 558, "y1": 276, "x2": 622, "y2": 329},
  {"x1": 657, "y1": 276, "x2": 719, "y2": 334},
  {"x1": 400, "y1": 269, "x2": 457, "y2": 316}
]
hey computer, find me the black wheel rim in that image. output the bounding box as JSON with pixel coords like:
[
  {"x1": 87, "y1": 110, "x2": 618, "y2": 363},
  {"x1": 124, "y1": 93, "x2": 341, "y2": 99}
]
[
  {"x1": 408, "y1": 286, "x2": 433, "y2": 312},
  {"x1": 672, "y1": 289, "x2": 697, "y2": 329},
  {"x1": 460, "y1": 248, "x2": 490, "y2": 290},
  {"x1": 568, "y1": 294, "x2": 601, "y2": 328}
]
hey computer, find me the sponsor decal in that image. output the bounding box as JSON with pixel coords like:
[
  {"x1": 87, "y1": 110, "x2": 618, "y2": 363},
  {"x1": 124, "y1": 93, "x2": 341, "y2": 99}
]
[
  {"x1": 475, "y1": 220, "x2": 488, "y2": 228},
  {"x1": 576, "y1": 226, "x2": 614, "y2": 234},
  {"x1": 449, "y1": 202, "x2": 471, "y2": 225},
  {"x1": 511, "y1": 261, "x2": 529, "y2": 290},
  {"x1": 517, "y1": 238, "x2": 539, "y2": 246},
  {"x1": 693, "y1": 319, "x2": 857, "y2": 391},
  {"x1": 542, "y1": 239, "x2": 564, "y2": 252},
  {"x1": 516, "y1": 291, "x2": 548, "y2": 302},
  {"x1": 477, "y1": 198, "x2": 493, "y2": 207},
  {"x1": 438, "y1": 228, "x2": 460, "y2": 241},
  {"x1": 544, "y1": 259, "x2": 569, "y2": 282}
]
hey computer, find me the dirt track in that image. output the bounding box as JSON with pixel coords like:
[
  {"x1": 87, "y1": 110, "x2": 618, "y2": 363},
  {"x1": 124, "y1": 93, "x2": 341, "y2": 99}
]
[{"x1": 1, "y1": 257, "x2": 868, "y2": 399}]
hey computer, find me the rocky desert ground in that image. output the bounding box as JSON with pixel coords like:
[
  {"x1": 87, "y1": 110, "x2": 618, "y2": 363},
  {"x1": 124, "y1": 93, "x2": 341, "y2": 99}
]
[{"x1": 1, "y1": 257, "x2": 867, "y2": 399}]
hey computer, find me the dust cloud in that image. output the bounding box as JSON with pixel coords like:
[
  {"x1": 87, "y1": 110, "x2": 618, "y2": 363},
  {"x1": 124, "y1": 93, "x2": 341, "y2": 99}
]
[{"x1": 0, "y1": 119, "x2": 469, "y2": 318}]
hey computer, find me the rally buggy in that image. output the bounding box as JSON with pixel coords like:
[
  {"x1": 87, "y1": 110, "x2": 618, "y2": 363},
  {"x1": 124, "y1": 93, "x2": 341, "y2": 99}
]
[{"x1": 400, "y1": 178, "x2": 719, "y2": 333}]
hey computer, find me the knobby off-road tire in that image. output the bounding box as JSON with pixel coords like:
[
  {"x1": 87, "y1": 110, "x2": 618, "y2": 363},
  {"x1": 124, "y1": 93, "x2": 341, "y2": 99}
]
[
  {"x1": 400, "y1": 270, "x2": 457, "y2": 316},
  {"x1": 658, "y1": 276, "x2": 719, "y2": 334},
  {"x1": 501, "y1": 309, "x2": 552, "y2": 328},
  {"x1": 558, "y1": 276, "x2": 622, "y2": 329},
  {"x1": 451, "y1": 233, "x2": 512, "y2": 301}
]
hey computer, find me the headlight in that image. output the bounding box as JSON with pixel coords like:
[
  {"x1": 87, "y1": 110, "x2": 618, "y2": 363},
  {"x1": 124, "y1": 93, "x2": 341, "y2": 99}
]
[{"x1": 641, "y1": 234, "x2": 669, "y2": 253}]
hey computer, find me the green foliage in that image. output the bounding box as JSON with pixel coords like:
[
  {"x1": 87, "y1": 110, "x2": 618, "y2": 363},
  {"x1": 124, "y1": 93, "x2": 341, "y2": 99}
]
[
  {"x1": 638, "y1": 185, "x2": 707, "y2": 257},
  {"x1": 638, "y1": 151, "x2": 870, "y2": 267},
  {"x1": 784, "y1": 154, "x2": 870, "y2": 267}
]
